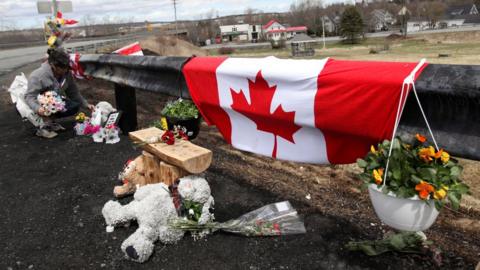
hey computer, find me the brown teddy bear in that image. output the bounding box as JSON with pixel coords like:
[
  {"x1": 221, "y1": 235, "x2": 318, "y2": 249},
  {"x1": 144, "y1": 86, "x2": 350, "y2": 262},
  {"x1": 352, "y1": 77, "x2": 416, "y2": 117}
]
[
  {"x1": 114, "y1": 155, "x2": 147, "y2": 197},
  {"x1": 113, "y1": 151, "x2": 188, "y2": 197}
]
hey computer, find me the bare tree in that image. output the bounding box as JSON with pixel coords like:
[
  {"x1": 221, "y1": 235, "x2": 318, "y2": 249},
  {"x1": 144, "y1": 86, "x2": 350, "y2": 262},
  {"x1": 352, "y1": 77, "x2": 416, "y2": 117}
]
[
  {"x1": 418, "y1": 1, "x2": 447, "y2": 28},
  {"x1": 409, "y1": 1, "x2": 447, "y2": 28},
  {"x1": 287, "y1": 0, "x2": 323, "y2": 36},
  {"x1": 244, "y1": 7, "x2": 258, "y2": 24},
  {"x1": 192, "y1": 9, "x2": 220, "y2": 44},
  {"x1": 185, "y1": 21, "x2": 200, "y2": 45}
]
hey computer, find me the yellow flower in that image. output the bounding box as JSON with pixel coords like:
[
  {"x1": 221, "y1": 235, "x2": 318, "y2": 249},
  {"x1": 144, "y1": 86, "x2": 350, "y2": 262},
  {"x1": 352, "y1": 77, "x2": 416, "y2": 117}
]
[
  {"x1": 373, "y1": 168, "x2": 384, "y2": 185},
  {"x1": 418, "y1": 146, "x2": 435, "y2": 163},
  {"x1": 160, "y1": 117, "x2": 168, "y2": 130},
  {"x1": 441, "y1": 151, "x2": 450, "y2": 164},
  {"x1": 75, "y1": 112, "x2": 86, "y2": 123},
  {"x1": 370, "y1": 145, "x2": 377, "y2": 155},
  {"x1": 433, "y1": 188, "x2": 447, "y2": 200}
]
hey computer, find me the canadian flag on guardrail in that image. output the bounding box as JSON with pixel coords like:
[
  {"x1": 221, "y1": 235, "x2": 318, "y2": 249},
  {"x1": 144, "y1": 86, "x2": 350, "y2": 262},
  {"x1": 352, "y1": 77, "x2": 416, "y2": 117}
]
[
  {"x1": 69, "y1": 41, "x2": 144, "y2": 79},
  {"x1": 113, "y1": 41, "x2": 144, "y2": 56},
  {"x1": 69, "y1": 53, "x2": 89, "y2": 80},
  {"x1": 183, "y1": 56, "x2": 427, "y2": 164}
]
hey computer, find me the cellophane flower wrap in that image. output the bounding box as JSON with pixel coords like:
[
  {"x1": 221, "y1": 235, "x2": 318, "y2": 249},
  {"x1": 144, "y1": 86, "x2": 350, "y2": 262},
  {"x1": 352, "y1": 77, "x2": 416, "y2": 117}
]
[
  {"x1": 37, "y1": 91, "x2": 66, "y2": 116},
  {"x1": 171, "y1": 201, "x2": 306, "y2": 237},
  {"x1": 356, "y1": 134, "x2": 470, "y2": 211}
]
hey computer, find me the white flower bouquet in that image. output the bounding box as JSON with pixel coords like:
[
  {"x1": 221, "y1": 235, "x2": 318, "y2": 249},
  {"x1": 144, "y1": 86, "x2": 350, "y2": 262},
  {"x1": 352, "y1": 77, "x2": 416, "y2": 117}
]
[
  {"x1": 171, "y1": 201, "x2": 306, "y2": 237},
  {"x1": 37, "y1": 91, "x2": 66, "y2": 116}
]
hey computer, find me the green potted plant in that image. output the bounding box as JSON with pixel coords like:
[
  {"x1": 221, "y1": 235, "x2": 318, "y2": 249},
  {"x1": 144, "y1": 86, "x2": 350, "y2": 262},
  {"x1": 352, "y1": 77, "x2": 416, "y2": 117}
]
[
  {"x1": 160, "y1": 98, "x2": 201, "y2": 140},
  {"x1": 356, "y1": 134, "x2": 470, "y2": 231}
]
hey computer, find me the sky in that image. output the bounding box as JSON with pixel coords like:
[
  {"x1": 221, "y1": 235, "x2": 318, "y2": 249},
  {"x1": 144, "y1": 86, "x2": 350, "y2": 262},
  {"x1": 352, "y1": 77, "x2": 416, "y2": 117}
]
[{"x1": 0, "y1": 0, "x2": 347, "y2": 30}]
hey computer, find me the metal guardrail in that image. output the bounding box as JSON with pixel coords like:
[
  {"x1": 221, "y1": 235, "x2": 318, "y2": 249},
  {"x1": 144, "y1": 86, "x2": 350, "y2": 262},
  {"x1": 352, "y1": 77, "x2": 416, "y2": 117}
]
[
  {"x1": 66, "y1": 37, "x2": 137, "y2": 54},
  {"x1": 80, "y1": 54, "x2": 190, "y2": 132},
  {"x1": 79, "y1": 55, "x2": 480, "y2": 161},
  {"x1": 80, "y1": 54, "x2": 190, "y2": 97}
]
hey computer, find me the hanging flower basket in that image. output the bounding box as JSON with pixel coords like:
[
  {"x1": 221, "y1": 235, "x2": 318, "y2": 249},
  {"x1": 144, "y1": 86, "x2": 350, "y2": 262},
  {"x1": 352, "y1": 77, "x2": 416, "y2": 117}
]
[
  {"x1": 368, "y1": 184, "x2": 439, "y2": 231},
  {"x1": 357, "y1": 134, "x2": 470, "y2": 231},
  {"x1": 356, "y1": 69, "x2": 470, "y2": 231},
  {"x1": 160, "y1": 98, "x2": 201, "y2": 140}
]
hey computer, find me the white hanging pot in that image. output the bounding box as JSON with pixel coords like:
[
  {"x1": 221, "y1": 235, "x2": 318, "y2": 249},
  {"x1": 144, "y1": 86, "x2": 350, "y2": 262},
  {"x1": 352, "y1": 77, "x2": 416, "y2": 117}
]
[{"x1": 368, "y1": 184, "x2": 440, "y2": 232}]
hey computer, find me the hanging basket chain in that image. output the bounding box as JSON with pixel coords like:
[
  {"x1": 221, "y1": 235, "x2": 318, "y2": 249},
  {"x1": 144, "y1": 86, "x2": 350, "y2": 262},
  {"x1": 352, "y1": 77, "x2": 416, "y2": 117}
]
[{"x1": 383, "y1": 59, "x2": 436, "y2": 187}]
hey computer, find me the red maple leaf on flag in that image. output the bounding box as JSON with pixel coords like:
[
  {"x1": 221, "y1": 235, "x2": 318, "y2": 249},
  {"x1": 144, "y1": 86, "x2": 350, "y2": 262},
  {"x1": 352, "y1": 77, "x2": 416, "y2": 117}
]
[{"x1": 230, "y1": 71, "x2": 301, "y2": 158}]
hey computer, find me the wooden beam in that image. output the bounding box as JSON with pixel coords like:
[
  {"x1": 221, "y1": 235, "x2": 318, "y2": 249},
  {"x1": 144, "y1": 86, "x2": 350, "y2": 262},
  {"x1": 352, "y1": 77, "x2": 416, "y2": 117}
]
[{"x1": 129, "y1": 127, "x2": 212, "y2": 174}]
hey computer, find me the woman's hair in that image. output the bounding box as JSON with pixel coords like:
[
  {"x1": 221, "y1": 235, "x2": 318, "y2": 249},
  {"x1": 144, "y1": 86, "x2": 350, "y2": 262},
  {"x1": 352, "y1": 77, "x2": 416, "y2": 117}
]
[{"x1": 47, "y1": 48, "x2": 70, "y2": 69}]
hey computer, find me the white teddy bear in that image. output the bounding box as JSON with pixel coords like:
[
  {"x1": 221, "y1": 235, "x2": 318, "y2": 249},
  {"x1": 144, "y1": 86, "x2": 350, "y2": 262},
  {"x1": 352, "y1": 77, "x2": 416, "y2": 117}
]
[
  {"x1": 102, "y1": 176, "x2": 214, "y2": 263},
  {"x1": 91, "y1": 101, "x2": 116, "y2": 126}
]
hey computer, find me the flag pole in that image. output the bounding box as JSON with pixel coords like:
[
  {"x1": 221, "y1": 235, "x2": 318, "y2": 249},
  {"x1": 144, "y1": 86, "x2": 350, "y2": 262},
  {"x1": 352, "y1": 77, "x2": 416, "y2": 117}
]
[
  {"x1": 52, "y1": 0, "x2": 58, "y2": 17},
  {"x1": 173, "y1": 0, "x2": 178, "y2": 38}
]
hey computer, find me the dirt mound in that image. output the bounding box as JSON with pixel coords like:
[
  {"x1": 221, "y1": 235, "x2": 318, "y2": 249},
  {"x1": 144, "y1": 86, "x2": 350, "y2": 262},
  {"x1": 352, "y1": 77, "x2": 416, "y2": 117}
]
[
  {"x1": 386, "y1": 33, "x2": 404, "y2": 40},
  {"x1": 140, "y1": 35, "x2": 207, "y2": 57}
]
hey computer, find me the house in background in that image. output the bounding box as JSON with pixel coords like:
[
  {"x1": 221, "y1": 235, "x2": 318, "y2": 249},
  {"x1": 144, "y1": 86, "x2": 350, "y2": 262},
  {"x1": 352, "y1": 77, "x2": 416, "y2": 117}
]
[
  {"x1": 262, "y1": 19, "x2": 307, "y2": 41},
  {"x1": 320, "y1": 15, "x2": 337, "y2": 34},
  {"x1": 463, "y1": 14, "x2": 480, "y2": 26},
  {"x1": 369, "y1": 9, "x2": 395, "y2": 31},
  {"x1": 440, "y1": 3, "x2": 479, "y2": 28},
  {"x1": 407, "y1": 18, "x2": 432, "y2": 32},
  {"x1": 219, "y1": 23, "x2": 262, "y2": 42},
  {"x1": 407, "y1": 3, "x2": 479, "y2": 32},
  {"x1": 445, "y1": 3, "x2": 478, "y2": 16}
]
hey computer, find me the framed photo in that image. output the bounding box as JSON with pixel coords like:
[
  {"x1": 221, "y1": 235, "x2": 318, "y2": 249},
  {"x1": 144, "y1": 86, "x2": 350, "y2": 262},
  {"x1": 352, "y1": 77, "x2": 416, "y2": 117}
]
[{"x1": 105, "y1": 111, "x2": 122, "y2": 127}]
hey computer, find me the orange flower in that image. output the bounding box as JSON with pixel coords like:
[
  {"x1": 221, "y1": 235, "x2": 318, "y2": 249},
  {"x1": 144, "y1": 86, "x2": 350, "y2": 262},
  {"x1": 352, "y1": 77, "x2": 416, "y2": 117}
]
[
  {"x1": 416, "y1": 133, "x2": 427, "y2": 143},
  {"x1": 415, "y1": 181, "x2": 434, "y2": 200},
  {"x1": 434, "y1": 149, "x2": 443, "y2": 159},
  {"x1": 373, "y1": 168, "x2": 384, "y2": 185},
  {"x1": 418, "y1": 146, "x2": 435, "y2": 163}
]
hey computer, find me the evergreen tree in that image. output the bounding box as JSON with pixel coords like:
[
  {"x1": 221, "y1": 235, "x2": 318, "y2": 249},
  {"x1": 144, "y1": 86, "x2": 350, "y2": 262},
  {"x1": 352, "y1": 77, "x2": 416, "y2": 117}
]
[{"x1": 340, "y1": 6, "x2": 364, "y2": 44}]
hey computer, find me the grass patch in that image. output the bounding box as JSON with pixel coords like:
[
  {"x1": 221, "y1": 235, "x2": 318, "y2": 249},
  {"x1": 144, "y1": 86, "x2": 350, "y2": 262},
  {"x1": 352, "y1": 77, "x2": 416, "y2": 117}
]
[{"x1": 213, "y1": 34, "x2": 480, "y2": 65}]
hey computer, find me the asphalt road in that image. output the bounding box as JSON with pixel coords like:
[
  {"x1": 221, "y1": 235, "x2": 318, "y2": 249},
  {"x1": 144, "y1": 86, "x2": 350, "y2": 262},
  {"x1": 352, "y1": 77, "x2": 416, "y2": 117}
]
[{"x1": 0, "y1": 38, "x2": 118, "y2": 76}]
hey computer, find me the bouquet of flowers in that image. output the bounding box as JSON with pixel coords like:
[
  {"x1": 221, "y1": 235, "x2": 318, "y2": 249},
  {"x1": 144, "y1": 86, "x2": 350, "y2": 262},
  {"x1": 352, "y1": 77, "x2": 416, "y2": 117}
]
[
  {"x1": 356, "y1": 134, "x2": 470, "y2": 211},
  {"x1": 37, "y1": 91, "x2": 66, "y2": 116},
  {"x1": 170, "y1": 201, "x2": 306, "y2": 237}
]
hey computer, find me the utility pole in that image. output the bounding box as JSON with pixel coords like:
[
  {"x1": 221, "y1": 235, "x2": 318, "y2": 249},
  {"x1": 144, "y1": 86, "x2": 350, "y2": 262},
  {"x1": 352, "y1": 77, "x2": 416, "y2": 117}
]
[
  {"x1": 398, "y1": 4, "x2": 408, "y2": 38},
  {"x1": 322, "y1": 16, "x2": 326, "y2": 49},
  {"x1": 173, "y1": 0, "x2": 178, "y2": 37}
]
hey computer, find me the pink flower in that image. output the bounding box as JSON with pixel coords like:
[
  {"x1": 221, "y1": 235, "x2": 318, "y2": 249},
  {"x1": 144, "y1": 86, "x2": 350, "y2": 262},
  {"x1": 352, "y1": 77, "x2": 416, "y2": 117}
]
[{"x1": 84, "y1": 123, "x2": 101, "y2": 135}]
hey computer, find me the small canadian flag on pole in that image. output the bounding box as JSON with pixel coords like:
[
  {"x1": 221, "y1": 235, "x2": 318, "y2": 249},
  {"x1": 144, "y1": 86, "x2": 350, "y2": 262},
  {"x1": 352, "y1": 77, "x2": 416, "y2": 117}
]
[
  {"x1": 183, "y1": 56, "x2": 427, "y2": 164},
  {"x1": 113, "y1": 41, "x2": 144, "y2": 56}
]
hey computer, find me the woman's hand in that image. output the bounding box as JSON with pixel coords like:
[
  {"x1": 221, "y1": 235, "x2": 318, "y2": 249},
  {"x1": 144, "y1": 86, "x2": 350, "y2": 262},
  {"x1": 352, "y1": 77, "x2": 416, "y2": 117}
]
[{"x1": 38, "y1": 107, "x2": 46, "y2": 116}]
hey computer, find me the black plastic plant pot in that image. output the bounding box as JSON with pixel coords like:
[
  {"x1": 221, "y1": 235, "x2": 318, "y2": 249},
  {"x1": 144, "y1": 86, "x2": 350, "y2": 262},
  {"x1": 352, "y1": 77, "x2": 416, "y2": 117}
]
[{"x1": 166, "y1": 116, "x2": 201, "y2": 140}]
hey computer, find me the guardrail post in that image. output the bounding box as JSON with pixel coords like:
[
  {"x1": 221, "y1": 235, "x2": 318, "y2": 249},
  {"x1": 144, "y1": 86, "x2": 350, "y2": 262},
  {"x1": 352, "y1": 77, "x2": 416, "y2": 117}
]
[{"x1": 114, "y1": 83, "x2": 137, "y2": 133}]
